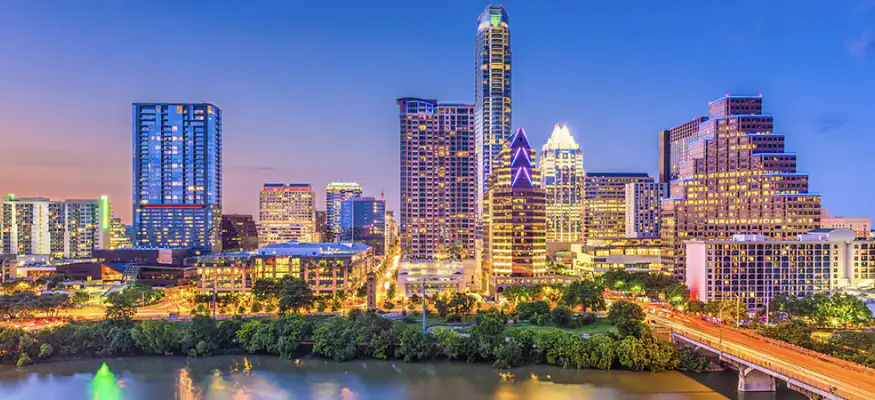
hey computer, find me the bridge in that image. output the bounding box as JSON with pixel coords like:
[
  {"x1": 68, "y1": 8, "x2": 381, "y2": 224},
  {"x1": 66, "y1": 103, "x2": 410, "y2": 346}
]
[{"x1": 647, "y1": 313, "x2": 875, "y2": 400}]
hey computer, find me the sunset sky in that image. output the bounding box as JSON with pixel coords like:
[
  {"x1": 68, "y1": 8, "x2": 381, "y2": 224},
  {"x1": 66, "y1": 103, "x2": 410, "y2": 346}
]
[{"x1": 1, "y1": 0, "x2": 873, "y2": 223}]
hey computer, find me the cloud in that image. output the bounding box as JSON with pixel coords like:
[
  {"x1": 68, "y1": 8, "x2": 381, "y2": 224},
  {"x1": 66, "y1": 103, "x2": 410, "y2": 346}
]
[
  {"x1": 845, "y1": 32, "x2": 875, "y2": 60},
  {"x1": 812, "y1": 115, "x2": 848, "y2": 134}
]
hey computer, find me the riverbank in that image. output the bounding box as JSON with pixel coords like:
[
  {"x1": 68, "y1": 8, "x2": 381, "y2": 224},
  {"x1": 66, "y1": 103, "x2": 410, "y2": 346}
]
[{"x1": 0, "y1": 310, "x2": 708, "y2": 373}]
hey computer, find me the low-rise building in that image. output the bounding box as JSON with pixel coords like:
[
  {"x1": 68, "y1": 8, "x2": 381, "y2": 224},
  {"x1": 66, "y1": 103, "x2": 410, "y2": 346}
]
[
  {"x1": 192, "y1": 241, "x2": 375, "y2": 296},
  {"x1": 571, "y1": 238, "x2": 662, "y2": 276},
  {"x1": 686, "y1": 228, "x2": 875, "y2": 309},
  {"x1": 821, "y1": 209, "x2": 871, "y2": 239},
  {"x1": 397, "y1": 260, "x2": 467, "y2": 297}
]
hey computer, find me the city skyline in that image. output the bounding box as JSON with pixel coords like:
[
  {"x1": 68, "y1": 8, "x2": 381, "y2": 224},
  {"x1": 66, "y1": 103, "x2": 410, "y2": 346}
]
[{"x1": 1, "y1": 1, "x2": 874, "y2": 223}]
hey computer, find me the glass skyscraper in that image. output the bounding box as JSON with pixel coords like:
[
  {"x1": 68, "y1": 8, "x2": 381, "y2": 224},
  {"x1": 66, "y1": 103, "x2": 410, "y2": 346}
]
[
  {"x1": 132, "y1": 103, "x2": 222, "y2": 252},
  {"x1": 325, "y1": 182, "x2": 362, "y2": 242},
  {"x1": 475, "y1": 5, "x2": 512, "y2": 235},
  {"x1": 339, "y1": 196, "x2": 386, "y2": 256},
  {"x1": 538, "y1": 123, "x2": 584, "y2": 243}
]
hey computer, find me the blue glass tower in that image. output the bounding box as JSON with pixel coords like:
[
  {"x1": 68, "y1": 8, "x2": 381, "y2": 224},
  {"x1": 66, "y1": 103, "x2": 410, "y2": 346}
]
[
  {"x1": 132, "y1": 103, "x2": 222, "y2": 251},
  {"x1": 339, "y1": 196, "x2": 386, "y2": 255}
]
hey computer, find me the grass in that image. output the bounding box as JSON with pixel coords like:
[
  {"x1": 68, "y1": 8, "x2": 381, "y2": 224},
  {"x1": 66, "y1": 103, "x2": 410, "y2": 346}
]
[{"x1": 506, "y1": 318, "x2": 615, "y2": 335}]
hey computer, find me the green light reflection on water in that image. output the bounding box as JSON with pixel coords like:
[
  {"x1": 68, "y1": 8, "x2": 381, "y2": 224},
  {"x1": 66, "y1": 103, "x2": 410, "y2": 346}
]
[{"x1": 90, "y1": 362, "x2": 122, "y2": 400}]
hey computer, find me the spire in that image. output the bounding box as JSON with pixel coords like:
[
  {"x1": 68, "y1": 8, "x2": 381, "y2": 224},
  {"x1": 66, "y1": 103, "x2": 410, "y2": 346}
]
[{"x1": 543, "y1": 123, "x2": 580, "y2": 151}]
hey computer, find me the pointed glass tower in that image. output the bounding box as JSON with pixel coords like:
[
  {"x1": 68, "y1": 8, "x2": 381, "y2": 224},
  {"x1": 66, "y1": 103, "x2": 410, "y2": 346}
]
[
  {"x1": 538, "y1": 123, "x2": 584, "y2": 242},
  {"x1": 484, "y1": 129, "x2": 547, "y2": 289}
]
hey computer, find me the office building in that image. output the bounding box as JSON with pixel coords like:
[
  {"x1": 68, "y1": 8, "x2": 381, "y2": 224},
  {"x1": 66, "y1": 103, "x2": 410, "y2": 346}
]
[
  {"x1": 484, "y1": 128, "x2": 549, "y2": 289},
  {"x1": 625, "y1": 182, "x2": 666, "y2": 239},
  {"x1": 582, "y1": 173, "x2": 653, "y2": 241},
  {"x1": 109, "y1": 217, "x2": 132, "y2": 249},
  {"x1": 821, "y1": 209, "x2": 870, "y2": 239},
  {"x1": 539, "y1": 123, "x2": 584, "y2": 243},
  {"x1": 339, "y1": 196, "x2": 386, "y2": 255},
  {"x1": 475, "y1": 5, "x2": 512, "y2": 232},
  {"x1": 661, "y1": 95, "x2": 821, "y2": 280},
  {"x1": 315, "y1": 210, "x2": 327, "y2": 242},
  {"x1": 570, "y1": 238, "x2": 663, "y2": 276},
  {"x1": 397, "y1": 98, "x2": 476, "y2": 260},
  {"x1": 686, "y1": 228, "x2": 875, "y2": 309},
  {"x1": 258, "y1": 184, "x2": 316, "y2": 246},
  {"x1": 2, "y1": 195, "x2": 109, "y2": 259},
  {"x1": 193, "y1": 242, "x2": 375, "y2": 296},
  {"x1": 658, "y1": 117, "x2": 708, "y2": 183},
  {"x1": 325, "y1": 182, "x2": 362, "y2": 242},
  {"x1": 384, "y1": 210, "x2": 398, "y2": 252},
  {"x1": 397, "y1": 260, "x2": 467, "y2": 297},
  {"x1": 221, "y1": 214, "x2": 258, "y2": 252},
  {"x1": 132, "y1": 103, "x2": 222, "y2": 251}
]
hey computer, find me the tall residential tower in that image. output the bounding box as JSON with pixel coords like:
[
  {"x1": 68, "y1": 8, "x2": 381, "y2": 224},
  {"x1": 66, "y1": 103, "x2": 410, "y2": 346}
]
[
  {"x1": 475, "y1": 5, "x2": 512, "y2": 232},
  {"x1": 397, "y1": 98, "x2": 475, "y2": 260},
  {"x1": 258, "y1": 184, "x2": 316, "y2": 246},
  {"x1": 325, "y1": 182, "x2": 362, "y2": 242},
  {"x1": 132, "y1": 103, "x2": 222, "y2": 251},
  {"x1": 538, "y1": 123, "x2": 584, "y2": 242}
]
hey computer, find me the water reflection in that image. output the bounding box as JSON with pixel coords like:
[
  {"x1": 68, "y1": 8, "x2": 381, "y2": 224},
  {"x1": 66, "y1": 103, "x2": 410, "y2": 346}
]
[{"x1": 0, "y1": 356, "x2": 806, "y2": 400}]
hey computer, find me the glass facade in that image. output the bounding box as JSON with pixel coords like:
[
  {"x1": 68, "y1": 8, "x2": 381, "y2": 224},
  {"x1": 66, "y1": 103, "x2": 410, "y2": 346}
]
[
  {"x1": 583, "y1": 173, "x2": 653, "y2": 241},
  {"x1": 538, "y1": 123, "x2": 584, "y2": 242},
  {"x1": 325, "y1": 182, "x2": 362, "y2": 242},
  {"x1": 132, "y1": 103, "x2": 222, "y2": 251},
  {"x1": 339, "y1": 196, "x2": 386, "y2": 256}
]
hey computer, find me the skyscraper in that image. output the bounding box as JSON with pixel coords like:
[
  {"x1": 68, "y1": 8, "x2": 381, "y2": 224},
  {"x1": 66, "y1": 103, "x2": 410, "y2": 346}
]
[
  {"x1": 258, "y1": 184, "x2": 316, "y2": 246},
  {"x1": 132, "y1": 103, "x2": 222, "y2": 251},
  {"x1": 221, "y1": 214, "x2": 258, "y2": 252},
  {"x1": 397, "y1": 98, "x2": 476, "y2": 260},
  {"x1": 539, "y1": 123, "x2": 584, "y2": 242},
  {"x1": 325, "y1": 182, "x2": 362, "y2": 242},
  {"x1": 339, "y1": 196, "x2": 386, "y2": 255},
  {"x1": 582, "y1": 173, "x2": 653, "y2": 241},
  {"x1": 475, "y1": 5, "x2": 512, "y2": 233},
  {"x1": 109, "y1": 217, "x2": 132, "y2": 249},
  {"x1": 484, "y1": 129, "x2": 546, "y2": 286},
  {"x1": 2, "y1": 195, "x2": 109, "y2": 258},
  {"x1": 625, "y1": 182, "x2": 666, "y2": 238},
  {"x1": 658, "y1": 117, "x2": 708, "y2": 183},
  {"x1": 315, "y1": 210, "x2": 328, "y2": 242},
  {"x1": 661, "y1": 95, "x2": 821, "y2": 280}
]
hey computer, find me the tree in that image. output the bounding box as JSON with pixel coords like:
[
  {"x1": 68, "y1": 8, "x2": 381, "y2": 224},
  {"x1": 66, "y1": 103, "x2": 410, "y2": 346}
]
[
  {"x1": 704, "y1": 299, "x2": 747, "y2": 324},
  {"x1": 252, "y1": 279, "x2": 279, "y2": 302},
  {"x1": 608, "y1": 301, "x2": 646, "y2": 338},
  {"x1": 276, "y1": 277, "x2": 314, "y2": 316},
  {"x1": 516, "y1": 301, "x2": 551, "y2": 321},
  {"x1": 71, "y1": 291, "x2": 91, "y2": 308},
  {"x1": 397, "y1": 329, "x2": 435, "y2": 362},
  {"x1": 685, "y1": 300, "x2": 705, "y2": 315},
  {"x1": 550, "y1": 305, "x2": 573, "y2": 328},
  {"x1": 662, "y1": 283, "x2": 690, "y2": 308},
  {"x1": 561, "y1": 280, "x2": 605, "y2": 312},
  {"x1": 449, "y1": 292, "x2": 478, "y2": 316},
  {"x1": 758, "y1": 320, "x2": 813, "y2": 347},
  {"x1": 131, "y1": 319, "x2": 182, "y2": 355},
  {"x1": 470, "y1": 312, "x2": 506, "y2": 360},
  {"x1": 104, "y1": 291, "x2": 138, "y2": 323}
]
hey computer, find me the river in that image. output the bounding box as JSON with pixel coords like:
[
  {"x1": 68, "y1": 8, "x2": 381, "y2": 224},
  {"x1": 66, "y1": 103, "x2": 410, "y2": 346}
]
[{"x1": 0, "y1": 356, "x2": 806, "y2": 400}]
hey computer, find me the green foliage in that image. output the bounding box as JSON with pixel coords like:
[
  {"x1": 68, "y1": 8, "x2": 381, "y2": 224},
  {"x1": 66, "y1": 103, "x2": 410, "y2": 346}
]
[
  {"x1": 397, "y1": 329, "x2": 435, "y2": 362},
  {"x1": 662, "y1": 283, "x2": 690, "y2": 308},
  {"x1": 183, "y1": 315, "x2": 218, "y2": 357},
  {"x1": 677, "y1": 348, "x2": 708, "y2": 372},
  {"x1": 516, "y1": 301, "x2": 551, "y2": 321},
  {"x1": 434, "y1": 328, "x2": 468, "y2": 360},
  {"x1": 501, "y1": 285, "x2": 543, "y2": 305},
  {"x1": 470, "y1": 312, "x2": 506, "y2": 360},
  {"x1": 131, "y1": 319, "x2": 181, "y2": 355},
  {"x1": 703, "y1": 299, "x2": 747, "y2": 324},
  {"x1": 758, "y1": 320, "x2": 814, "y2": 347},
  {"x1": 16, "y1": 353, "x2": 32, "y2": 367},
  {"x1": 550, "y1": 305, "x2": 573, "y2": 328},
  {"x1": 561, "y1": 280, "x2": 605, "y2": 312},
  {"x1": 685, "y1": 300, "x2": 705, "y2": 314},
  {"x1": 38, "y1": 343, "x2": 53, "y2": 358},
  {"x1": 313, "y1": 318, "x2": 358, "y2": 362},
  {"x1": 608, "y1": 301, "x2": 646, "y2": 338},
  {"x1": 615, "y1": 332, "x2": 678, "y2": 372}
]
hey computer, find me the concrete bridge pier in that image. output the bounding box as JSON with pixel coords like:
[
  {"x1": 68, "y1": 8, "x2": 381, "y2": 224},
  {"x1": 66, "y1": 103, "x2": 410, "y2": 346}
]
[{"x1": 737, "y1": 366, "x2": 776, "y2": 392}]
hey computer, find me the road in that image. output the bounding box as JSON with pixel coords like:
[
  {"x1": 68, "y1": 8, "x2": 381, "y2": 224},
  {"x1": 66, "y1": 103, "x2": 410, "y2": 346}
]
[{"x1": 646, "y1": 309, "x2": 875, "y2": 400}]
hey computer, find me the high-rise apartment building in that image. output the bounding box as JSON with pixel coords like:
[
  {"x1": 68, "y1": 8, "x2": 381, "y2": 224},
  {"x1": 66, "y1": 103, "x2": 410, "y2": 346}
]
[
  {"x1": 686, "y1": 229, "x2": 874, "y2": 308},
  {"x1": 475, "y1": 5, "x2": 512, "y2": 231},
  {"x1": 258, "y1": 184, "x2": 316, "y2": 246},
  {"x1": 325, "y1": 182, "x2": 362, "y2": 242},
  {"x1": 109, "y1": 217, "x2": 132, "y2": 249},
  {"x1": 661, "y1": 95, "x2": 821, "y2": 280},
  {"x1": 397, "y1": 98, "x2": 475, "y2": 260},
  {"x1": 315, "y1": 210, "x2": 327, "y2": 242},
  {"x1": 625, "y1": 182, "x2": 666, "y2": 239},
  {"x1": 484, "y1": 129, "x2": 547, "y2": 285},
  {"x1": 2, "y1": 195, "x2": 109, "y2": 258},
  {"x1": 582, "y1": 173, "x2": 653, "y2": 241},
  {"x1": 132, "y1": 103, "x2": 222, "y2": 251},
  {"x1": 339, "y1": 196, "x2": 386, "y2": 255},
  {"x1": 539, "y1": 123, "x2": 584, "y2": 243},
  {"x1": 385, "y1": 210, "x2": 397, "y2": 252},
  {"x1": 221, "y1": 214, "x2": 258, "y2": 252}
]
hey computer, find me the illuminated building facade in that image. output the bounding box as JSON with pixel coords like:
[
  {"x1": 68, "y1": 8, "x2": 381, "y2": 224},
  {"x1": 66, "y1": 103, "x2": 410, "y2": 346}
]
[
  {"x1": 132, "y1": 103, "x2": 222, "y2": 251},
  {"x1": 315, "y1": 210, "x2": 327, "y2": 242},
  {"x1": 484, "y1": 129, "x2": 547, "y2": 287},
  {"x1": 686, "y1": 229, "x2": 875, "y2": 309},
  {"x1": 384, "y1": 210, "x2": 398, "y2": 251},
  {"x1": 193, "y1": 242, "x2": 375, "y2": 296},
  {"x1": 221, "y1": 214, "x2": 258, "y2": 252},
  {"x1": 475, "y1": 5, "x2": 512, "y2": 233},
  {"x1": 570, "y1": 238, "x2": 662, "y2": 276},
  {"x1": 538, "y1": 123, "x2": 584, "y2": 242},
  {"x1": 258, "y1": 184, "x2": 316, "y2": 246},
  {"x1": 661, "y1": 95, "x2": 821, "y2": 280},
  {"x1": 583, "y1": 173, "x2": 653, "y2": 241},
  {"x1": 397, "y1": 260, "x2": 467, "y2": 297},
  {"x1": 325, "y1": 182, "x2": 362, "y2": 242},
  {"x1": 625, "y1": 182, "x2": 666, "y2": 239},
  {"x1": 109, "y1": 217, "x2": 132, "y2": 249},
  {"x1": 658, "y1": 117, "x2": 708, "y2": 183},
  {"x1": 1, "y1": 195, "x2": 109, "y2": 258},
  {"x1": 398, "y1": 98, "x2": 475, "y2": 260},
  {"x1": 339, "y1": 196, "x2": 386, "y2": 255},
  {"x1": 821, "y1": 209, "x2": 870, "y2": 239}
]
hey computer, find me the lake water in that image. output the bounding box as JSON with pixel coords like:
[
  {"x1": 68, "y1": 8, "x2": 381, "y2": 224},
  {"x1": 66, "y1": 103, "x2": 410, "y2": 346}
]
[{"x1": 0, "y1": 356, "x2": 806, "y2": 400}]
